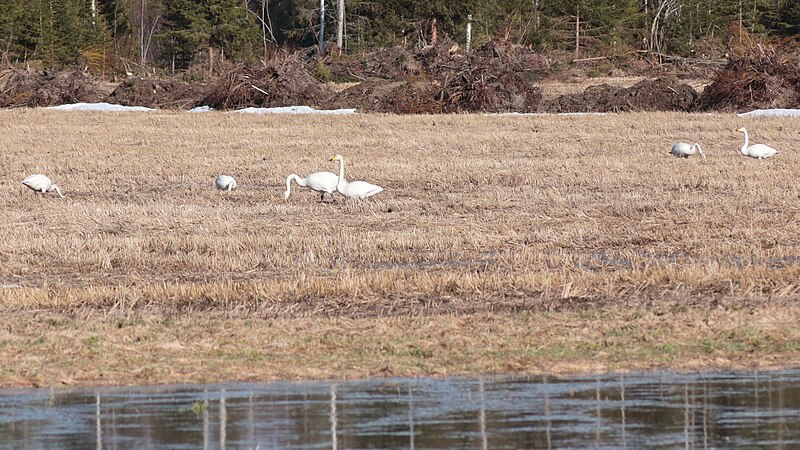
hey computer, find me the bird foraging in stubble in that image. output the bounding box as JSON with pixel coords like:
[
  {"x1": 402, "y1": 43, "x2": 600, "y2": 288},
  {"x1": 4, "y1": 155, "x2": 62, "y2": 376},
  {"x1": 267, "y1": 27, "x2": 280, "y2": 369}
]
[
  {"x1": 214, "y1": 175, "x2": 238, "y2": 193},
  {"x1": 22, "y1": 174, "x2": 64, "y2": 198}
]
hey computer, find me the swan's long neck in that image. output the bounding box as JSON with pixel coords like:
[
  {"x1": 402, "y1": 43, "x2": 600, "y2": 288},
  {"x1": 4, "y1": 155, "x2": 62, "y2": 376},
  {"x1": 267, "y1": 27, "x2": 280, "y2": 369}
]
[
  {"x1": 692, "y1": 143, "x2": 705, "y2": 159},
  {"x1": 284, "y1": 174, "x2": 305, "y2": 198},
  {"x1": 287, "y1": 174, "x2": 306, "y2": 189},
  {"x1": 740, "y1": 130, "x2": 749, "y2": 155},
  {"x1": 336, "y1": 158, "x2": 347, "y2": 190},
  {"x1": 50, "y1": 184, "x2": 64, "y2": 198}
]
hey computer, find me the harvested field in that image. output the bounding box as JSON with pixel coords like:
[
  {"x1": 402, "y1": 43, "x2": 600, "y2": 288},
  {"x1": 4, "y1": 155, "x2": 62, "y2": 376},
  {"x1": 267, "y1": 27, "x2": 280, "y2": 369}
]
[{"x1": 1, "y1": 110, "x2": 800, "y2": 386}]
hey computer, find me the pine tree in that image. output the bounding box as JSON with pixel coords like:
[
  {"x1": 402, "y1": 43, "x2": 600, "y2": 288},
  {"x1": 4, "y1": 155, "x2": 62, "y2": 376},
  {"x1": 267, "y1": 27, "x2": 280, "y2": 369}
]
[{"x1": 158, "y1": 0, "x2": 259, "y2": 71}]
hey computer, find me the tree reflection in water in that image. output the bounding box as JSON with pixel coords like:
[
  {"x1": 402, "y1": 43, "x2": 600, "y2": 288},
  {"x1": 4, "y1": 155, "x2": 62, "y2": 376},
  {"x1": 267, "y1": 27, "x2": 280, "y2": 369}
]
[{"x1": 2, "y1": 370, "x2": 800, "y2": 448}]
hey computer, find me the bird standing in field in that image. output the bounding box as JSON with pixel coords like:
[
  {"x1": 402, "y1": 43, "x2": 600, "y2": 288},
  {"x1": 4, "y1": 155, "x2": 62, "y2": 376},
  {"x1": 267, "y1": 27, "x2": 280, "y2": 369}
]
[
  {"x1": 284, "y1": 171, "x2": 339, "y2": 202},
  {"x1": 21, "y1": 174, "x2": 64, "y2": 198},
  {"x1": 329, "y1": 155, "x2": 383, "y2": 199},
  {"x1": 214, "y1": 175, "x2": 238, "y2": 193},
  {"x1": 737, "y1": 127, "x2": 778, "y2": 160},
  {"x1": 670, "y1": 142, "x2": 705, "y2": 159}
]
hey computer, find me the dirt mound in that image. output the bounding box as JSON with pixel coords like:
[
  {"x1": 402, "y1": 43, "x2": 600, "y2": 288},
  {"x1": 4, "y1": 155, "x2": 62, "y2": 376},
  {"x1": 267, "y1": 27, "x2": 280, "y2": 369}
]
[
  {"x1": 696, "y1": 36, "x2": 800, "y2": 111},
  {"x1": 542, "y1": 77, "x2": 697, "y2": 113},
  {"x1": 325, "y1": 79, "x2": 443, "y2": 113},
  {"x1": 107, "y1": 78, "x2": 203, "y2": 109},
  {"x1": 0, "y1": 69, "x2": 103, "y2": 108},
  {"x1": 616, "y1": 78, "x2": 697, "y2": 111},
  {"x1": 198, "y1": 59, "x2": 331, "y2": 110}
]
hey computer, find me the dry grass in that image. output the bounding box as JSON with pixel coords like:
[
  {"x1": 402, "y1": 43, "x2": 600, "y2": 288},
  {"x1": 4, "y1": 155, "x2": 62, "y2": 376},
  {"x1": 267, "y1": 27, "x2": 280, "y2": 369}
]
[
  {"x1": 1, "y1": 109, "x2": 799, "y2": 386},
  {"x1": 2, "y1": 307, "x2": 800, "y2": 388}
]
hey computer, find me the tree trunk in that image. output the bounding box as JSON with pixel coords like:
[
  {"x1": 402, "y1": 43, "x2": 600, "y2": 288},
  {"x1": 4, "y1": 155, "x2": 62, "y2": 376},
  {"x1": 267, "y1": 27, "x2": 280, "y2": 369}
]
[
  {"x1": 466, "y1": 15, "x2": 472, "y2": 52},
  {"x1": 336, "y1": 0, "x2": 344, "y2": 52},
  {"x1": 140, "y1": 0, "x2": 146, "y2": 67},
  {"x1": 319, "y1": 0, "x2": 325, "y2": 52},
  {"x1": 574, "y1": 7, "x2": 580, "y2": 58}
]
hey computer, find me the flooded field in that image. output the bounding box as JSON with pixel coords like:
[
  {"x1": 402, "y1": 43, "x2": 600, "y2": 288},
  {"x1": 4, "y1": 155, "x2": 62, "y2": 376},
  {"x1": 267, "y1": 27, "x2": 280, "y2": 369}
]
[{"x1": 2, "y1": 369, "x2": 799, "y2": 448}]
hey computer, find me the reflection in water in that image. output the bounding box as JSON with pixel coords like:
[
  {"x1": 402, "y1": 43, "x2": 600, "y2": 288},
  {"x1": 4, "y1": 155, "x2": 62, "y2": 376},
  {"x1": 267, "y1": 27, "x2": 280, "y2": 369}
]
[
  {"x1": 219, "y1": 388, "x2": 227, "y2": 449},
  {"x1": 2, "y1": 370, "x2": 800, "y2": 448},
  {"x1": 202, "y1": 390, "x2": 209, "y2": 450},
  {"x1": 95, "y1": 394, "x2": 101, "y2": 450},
  {"x1": 330, "y1": 384, "x2": 337, "y2": 450},
  {"x1": 408, "y1": 384, "x2": 414, "y2": 450}
]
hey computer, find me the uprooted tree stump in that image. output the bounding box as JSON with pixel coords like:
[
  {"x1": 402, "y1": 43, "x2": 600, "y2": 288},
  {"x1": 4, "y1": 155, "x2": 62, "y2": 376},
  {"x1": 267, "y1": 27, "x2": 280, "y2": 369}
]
[
  {"x1": 197, "y1": 59, "x2": 331, "y2": 110},
  {"x1": 441, "y1": 65, "x2": 542, "y2": 113}
]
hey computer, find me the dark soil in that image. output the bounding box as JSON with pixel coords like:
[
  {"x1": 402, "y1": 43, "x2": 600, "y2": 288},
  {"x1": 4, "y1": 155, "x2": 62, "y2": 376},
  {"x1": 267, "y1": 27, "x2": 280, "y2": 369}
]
[{"x1": 541, "y1": 77, "x2": 698, "y2": 113}]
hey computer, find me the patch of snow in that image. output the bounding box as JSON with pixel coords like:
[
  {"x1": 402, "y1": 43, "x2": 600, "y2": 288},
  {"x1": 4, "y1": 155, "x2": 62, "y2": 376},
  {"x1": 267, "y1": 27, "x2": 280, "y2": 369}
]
[
  {"x1": 189, "y1": 105, "x2": 215, "y2": 113},
  {"x1": 46, "y1": 102, "x2": 154, "y2": 112},
  {"x1": 235, "y1": 106, "x2": 356, "y2": 115},
  {"x1": 737, "y1": 109, "x2": 800, "y2": 118}
]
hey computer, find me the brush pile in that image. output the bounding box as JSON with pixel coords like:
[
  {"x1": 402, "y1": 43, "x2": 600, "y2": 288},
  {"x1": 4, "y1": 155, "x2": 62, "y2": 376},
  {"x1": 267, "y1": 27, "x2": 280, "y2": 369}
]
[
  {"x1": 108, "y1": 78, "x2": 202, "y2": 109},
  {"x1": 696, "y1": 27, "x2": 800, "y2": 111},
  {"x1": 197, "y1": 58, "x2": 330, "y2": 110},
  {"x1": 424, "y1": 39, "x2": 546, "y2": 113},
  {"x1": 441, "y1": 65, "x2": 542, "y2": 113},
  {"x1": 0, "y1": 68, "x2": 103, "y2": 108}
]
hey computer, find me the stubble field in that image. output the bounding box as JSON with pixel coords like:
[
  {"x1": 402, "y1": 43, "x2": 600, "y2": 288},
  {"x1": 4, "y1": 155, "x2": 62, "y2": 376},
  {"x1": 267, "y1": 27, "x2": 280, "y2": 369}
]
[{"x1": 1, "y1": 109, "x2": 799, "y2": 387}]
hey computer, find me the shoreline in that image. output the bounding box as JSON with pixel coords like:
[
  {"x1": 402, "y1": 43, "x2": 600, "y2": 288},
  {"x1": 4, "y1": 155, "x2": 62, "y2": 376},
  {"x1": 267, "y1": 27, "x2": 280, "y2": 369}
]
[{"x1": 2, "y1": 305, "x2": 799, "y2": 388}]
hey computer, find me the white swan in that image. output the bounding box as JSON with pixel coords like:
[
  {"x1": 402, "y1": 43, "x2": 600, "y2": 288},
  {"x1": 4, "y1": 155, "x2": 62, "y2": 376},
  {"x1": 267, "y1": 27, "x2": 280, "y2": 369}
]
[
  {"x1": 670, "y1": 142, "x2": 705, "y2": 159},
  {"x1": 329, "y1": 155, "x2": 383, "y2": 199},
  {"x1": 215, "y1": 175, "x2": 238, "y2": 193},
  {"x1": 284, "y1": 171, "x2": 339, "y2": 202},
  {"x1": 22, "y1": 174, "x2": 64, "y2": 198},
  {"x1": 737, "y1": 127, "x2": 778, "y2": 160}
]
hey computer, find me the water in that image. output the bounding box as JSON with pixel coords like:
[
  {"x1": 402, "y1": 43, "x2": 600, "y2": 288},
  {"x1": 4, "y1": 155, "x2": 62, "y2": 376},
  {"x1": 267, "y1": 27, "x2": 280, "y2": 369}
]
[{"x1": 2, "y1": 369, "x2": 800, "y2": 449}]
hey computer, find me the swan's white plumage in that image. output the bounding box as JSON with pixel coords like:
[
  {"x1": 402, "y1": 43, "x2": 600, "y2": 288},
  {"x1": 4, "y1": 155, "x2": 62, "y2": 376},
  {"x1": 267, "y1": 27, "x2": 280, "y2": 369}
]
[
  {"x1": 21, "y1": 174, "x2": 64, "y2": 198},
  {"x1": 670, "y1": 142, "x2": 705, "y2": 159},
  {"x1": 329, "y1": 155, "x2": 383, "y2": 199},
  {"x1": 215, "y1": 175, "x2": 237, "y2": 192},
  {"x1": 737, "y1": 127, "x2": 778, "y2": 160},
  {"x1": 284, "y1": 171, "x2": 339, "y2": 201}
]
